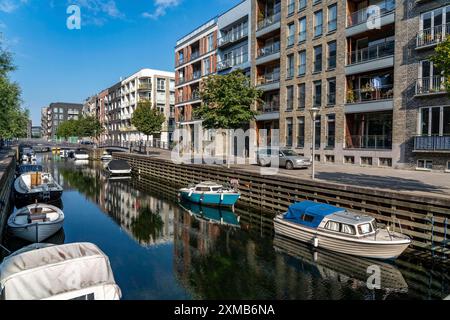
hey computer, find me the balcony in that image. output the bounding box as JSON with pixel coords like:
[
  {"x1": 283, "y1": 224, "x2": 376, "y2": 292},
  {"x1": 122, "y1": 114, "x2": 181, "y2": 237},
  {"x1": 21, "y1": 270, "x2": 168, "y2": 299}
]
[
  {"x1": 189, "y1": 51, "x2": 200, "y2": 62},
  {"x1": 415, "y1": 76, "x2": 447, "y2": 96},
  {"x1": 345, "y1": 84, "x2": 394, "y2": 113},
  {"x1": 346, "y1": 135, "x2": 392, "y2": 149},
  {"x1": 256, "y1": 42, "x2": 280, "y2": 65},
  {"x1": 346, "y1": 0, "x2": 395, "y2": 37},
  {"x1": 176, "y1": 58, "x2": 184, "y2": 67},
  {"x1": 346, "y1": 41, "x2": 395, "y2": 75},
  {"x1": 138, "y1": 83, "x2": 152, "y2": 91},
  {"x1": 414, "y1": 136, "x2": 450, "y2": 152},
  {"x1": 255, "y1": 101, "x2": 280, "y2": 121},
  {"x1": 217, "y1": 52, "x2": 248, "y2": 71},
  {"x1": 256, "y1": 12, "x2": 281, "y2": 37},
  {"x1": 218, "y1": 28, "x2": 248, "y2": 48},
  {"x1": 256, "y1": 71, "x2": 281, "y2": 91},
  {"x1": 416, "y1": 23, "x2": 450, "y2": 49}
]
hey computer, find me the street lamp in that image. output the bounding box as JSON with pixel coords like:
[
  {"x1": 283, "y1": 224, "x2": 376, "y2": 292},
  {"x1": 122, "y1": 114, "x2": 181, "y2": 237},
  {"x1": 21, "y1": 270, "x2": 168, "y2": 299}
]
[{"x1": 309, "y1": 107, "x2": 320, "y2": 180}]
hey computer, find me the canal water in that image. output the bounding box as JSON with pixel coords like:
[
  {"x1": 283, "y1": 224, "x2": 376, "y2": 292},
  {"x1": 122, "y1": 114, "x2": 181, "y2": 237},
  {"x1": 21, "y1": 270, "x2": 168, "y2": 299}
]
[{"x1": 1, "y1": 154, "x2": 450, "y2": 300}]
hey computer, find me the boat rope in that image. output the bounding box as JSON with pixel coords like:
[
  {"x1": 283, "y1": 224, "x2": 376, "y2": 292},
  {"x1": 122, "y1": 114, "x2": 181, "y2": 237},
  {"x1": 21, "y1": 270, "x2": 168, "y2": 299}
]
[{"x1": 0, "y1": 244, "x2": 11, "y2": 255}]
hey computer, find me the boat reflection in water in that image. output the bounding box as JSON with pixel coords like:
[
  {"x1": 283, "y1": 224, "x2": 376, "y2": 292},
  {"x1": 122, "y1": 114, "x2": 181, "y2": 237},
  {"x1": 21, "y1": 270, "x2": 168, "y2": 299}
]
[
  {"x1": 273, "y1": 234, "x2": 408, "y2": 299},
  {"x1": 178, "y1": 200, "x2": 240, "y2": 228}
]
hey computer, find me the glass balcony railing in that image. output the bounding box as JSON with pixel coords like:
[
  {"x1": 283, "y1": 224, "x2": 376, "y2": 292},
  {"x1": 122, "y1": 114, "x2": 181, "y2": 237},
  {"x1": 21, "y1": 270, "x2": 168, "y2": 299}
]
[
  {"x1": 257, "y1": 42, "x2": 280, "y2": 58},
  {"x1": 347, "y1": 41, "x2": 395, "y2": 65},
  {"x1": 257, "y1": 71, "x2": 281, "y2": 86},
  {"x1": 258, "y1": 100, "x2": 280, "y2": 113},
  {"x1": 138, "y1": 83, "x2": 152, "y2": 90},
  {"x1": 218, "y1": 27, "x2": 248, "y2": 47},
  {"x1": 415, "y1": 76, "x2": 446, "y2": 95},
  {"x1": 346, "y1": 84, "x2": 394, "y2": 103},
  {"x1": 414, "y1": 136, "x2": 450, "y2": 151},
  {"x1": 217, "y1": 52, "x2": 248, "y2": 71},
  {"x1": 416, "y1": 23, "x2": 450, "y2": 48},
  {"x1": 347, "y1": 0, "x2": 395, "y2": 27},
  {"x1": 257, "y1": 11, "x2": 281, "y2": 31},
  {"x1": 346, "y1": 134, "x2": 392, "y2": 149}
]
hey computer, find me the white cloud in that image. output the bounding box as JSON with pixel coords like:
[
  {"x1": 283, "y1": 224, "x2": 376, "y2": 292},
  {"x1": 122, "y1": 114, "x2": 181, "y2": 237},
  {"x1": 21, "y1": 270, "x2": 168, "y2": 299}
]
[
  {"x1": 0, "y1": 0, "x2": 28, "y2": 13},
  {"x1": 143, "y1": 0, "x2": 181, "y2": 20},
  {"x1": 68, "y1": 0, "x2": 124, "y2": 26}
]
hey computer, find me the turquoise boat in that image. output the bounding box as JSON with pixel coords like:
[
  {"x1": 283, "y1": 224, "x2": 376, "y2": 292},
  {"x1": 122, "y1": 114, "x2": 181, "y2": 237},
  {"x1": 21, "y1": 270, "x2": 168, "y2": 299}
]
[{"x1": 178, "y1": 181, "x2": 240, "y2": 207}]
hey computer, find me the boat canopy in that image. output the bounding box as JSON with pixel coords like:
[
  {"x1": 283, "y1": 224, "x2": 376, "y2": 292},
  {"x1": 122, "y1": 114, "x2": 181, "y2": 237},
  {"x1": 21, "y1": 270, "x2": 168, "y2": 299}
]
[
  {"x1": 18, "y1": 165, "x2": 43, "y2": 175},
  {"x1": 108, "y1": 160, "x2": 131, "y2": 170},
  {"x1": 0, "y1": 242, "x2": 121, "y2": 300},
  {"x1": 284, "y1": 200, "x2": 345, "y2": 228}
]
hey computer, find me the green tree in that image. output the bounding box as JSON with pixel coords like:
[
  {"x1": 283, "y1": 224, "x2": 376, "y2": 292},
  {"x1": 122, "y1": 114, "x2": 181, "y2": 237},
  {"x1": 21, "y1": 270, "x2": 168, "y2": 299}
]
[
  {"x1": 131, "y1": 100, "x2": 165, "y2": 153},
  {"x1": 56, "y1": 119, "x2": 77, "y2": 141},
  {"x1": 0, "y1": 37, "x2": 28, "y2": 142},
  {"x1": 193, "y1": 70, "x2": 262, "y2": 166},
  {"x1": 78, "y1": 116, "x2": 104, "y2": 142},
  {"x1": 430, "y1": 36, "x2": 450, "y2": 93}
]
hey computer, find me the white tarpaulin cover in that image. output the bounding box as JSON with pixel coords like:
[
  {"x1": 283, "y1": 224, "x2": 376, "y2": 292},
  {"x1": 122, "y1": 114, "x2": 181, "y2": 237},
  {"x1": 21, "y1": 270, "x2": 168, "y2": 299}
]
[{"x1": 0, "y1": 242, "x2": 121, "y2": 300}]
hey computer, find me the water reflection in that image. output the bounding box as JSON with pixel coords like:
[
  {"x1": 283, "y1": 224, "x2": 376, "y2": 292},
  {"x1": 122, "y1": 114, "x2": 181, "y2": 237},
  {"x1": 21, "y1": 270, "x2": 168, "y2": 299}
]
[{"x1": 25, "y1": 154, "x2": 450, "y2": 300}]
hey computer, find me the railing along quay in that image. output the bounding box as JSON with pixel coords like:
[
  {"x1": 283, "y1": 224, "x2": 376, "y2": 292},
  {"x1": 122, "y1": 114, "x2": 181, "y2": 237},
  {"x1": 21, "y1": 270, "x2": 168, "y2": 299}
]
[
  {"x1": 0, "y1": 149, "x2": 16, "y2": 241},
  {"x1": 113, "y1": 153, "x2": 450, "y2": 256}
]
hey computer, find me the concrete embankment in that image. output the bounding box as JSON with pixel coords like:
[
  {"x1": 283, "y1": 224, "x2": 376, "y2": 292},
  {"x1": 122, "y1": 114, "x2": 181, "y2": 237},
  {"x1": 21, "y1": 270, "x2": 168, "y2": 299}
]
[
  {"x1": 0, "y1": 149, "x2": 16, "y2": 240},
  {"x1": 114, "y1": 152, "x2": 450, "y2": 256}
]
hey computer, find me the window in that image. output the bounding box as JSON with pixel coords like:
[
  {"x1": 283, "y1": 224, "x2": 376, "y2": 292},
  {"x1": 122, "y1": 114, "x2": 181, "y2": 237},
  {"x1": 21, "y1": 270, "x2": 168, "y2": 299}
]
[
  {"x1": 341, "y1": 224, "x2": 356, "y2": 235},
  {"x1": 447, "y1": 161, "x2": 450, "y2": 171},
  {"x1": 286, "y1": 86, "x2": 294, "y2": 110},
  {"x1": 207, "y1": 33, "x2": 214, "y2": 52},
  {"x1": 379, "y1": 158, "x2": 392, "y2": 167},
  {"x1": 344, "y1": 155, "x2": 355, "y2": 164},
  {"x1": 315, "y1": 154, "x2": 320, "y2": 162},
  {"x1": 327, "y1": 41, "x2": 336, "y2": 69},
  {"x1": 313, "y1": 80, "x2": 322, "y2": 107},
  {"x1": 287, "y1": 0, "x2": 295, "y2": 16},
  {"x1": 361, "y1": 156, "x2": 373, "y2": 165},
  {"x1": 420, "y1": 106, "x2": 450, "y2": 136},
  {"x1": 298, "y1": 0, "x2": 306, "y2": 11},
  {"x1": 157, "y1": 78, "x2": 166, "y2": 91},
  {"x1": 327, "y1": 4, "x2": 337, "y2": 32},
  {"x1": 417, "y1": 160, "x2": 433, "y2": 170},
  {"x1": 358, "y1": 223, "x2": 373, "y2": 235},
  {"x1": 419, "y1": 5, "x2": 450, "y2": 45},
  {"x1": 314, "y1": 10, "x2": 323, "y2": 37},
  {"x1": 298, "y1": 17, "x2": 306, "y2": 42},
  {"x1": 287, "y1": 54, "x2": 294, "y2": 78},
  {"x1": 326, "y1": 155, "x2": 335, "y2": 163},
  {"x1": 327, "y1": 78, "x2": 336, "y2": 105},
  {"x1": 287, "y1": 23, "x2": 295, "y2": 47},
  {"x1": 203, "y1": 57, "x2": 211, "y2": 75},
  {"x1": 315, "y1": 115, "x2": 321, "y2": 149},
  {"x1": 298, "y1": 50, "x2": 306, "y2": 76},
  {"x1": 297, "y1": 116, "x2": 305, "y2": 148},
  {"x1": 326, "y1": 114, "x2": 335, "y2": 148},
  {"x1": 286, "y1": 117, "x2": 293, "y2": 146},
  {"x1": 298, "y1": 83, "x2": 306, "y2": 109},
  {"x1": 314, "y1": 45, "x2": 322, "y2": 72},
  {"x1": 325, "y1": 221, "x2": 340, "y2": 232}
]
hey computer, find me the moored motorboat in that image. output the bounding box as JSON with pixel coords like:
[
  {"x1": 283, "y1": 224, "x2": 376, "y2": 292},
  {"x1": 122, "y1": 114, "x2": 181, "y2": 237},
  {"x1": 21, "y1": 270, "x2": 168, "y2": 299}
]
[
  {"x1": 106, "y1": 159, "x2": 131, "y2": 176},
  {"x1": 14, "y1": 171, "x2": 63, "y2": 204},
  {"x1": 74, "y1": 149, "x2": 89, "y2": 160},
  {"x1": 178, "y1": 181, "x2": 240, "y2": 207},
  {"x1": 16, "y1": 164, "x2": 43, "y2": 177},
  {"x1": 0, "y1": 242, "x2": 122, "y2": 300},
  {"x1": 101, "y1": 151, "x2": 112, "y2": 161},
  {"x1": 7, "y1": 203, "x2": 64, "y2": 242},
  {"x1": 178, "y1": 200, "x2": 240, "y2": 228},
  {"x1": 273, "y1": 200, "x2": 411, "y2": 260}
]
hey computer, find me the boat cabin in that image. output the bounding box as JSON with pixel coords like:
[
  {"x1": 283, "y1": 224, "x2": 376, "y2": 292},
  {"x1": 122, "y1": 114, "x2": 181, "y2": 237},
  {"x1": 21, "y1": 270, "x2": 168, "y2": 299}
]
[
  {"x1": 192, "y1": 181, "x2": 226, "y2": 193},
  {"x1": 284, "y1": 201, "x2": 377, "y2": 238}
]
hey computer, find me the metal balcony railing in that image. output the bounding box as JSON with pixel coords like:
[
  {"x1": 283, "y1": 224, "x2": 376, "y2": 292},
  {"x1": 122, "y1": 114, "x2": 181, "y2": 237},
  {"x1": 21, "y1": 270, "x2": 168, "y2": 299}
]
[
  {"x1": 346, "y1": 84, "x2": 394, "y2": 103},
  {"x1": 257, "y1": 71, "x2": 281, "y2": 85},
  {"x1": 258, "y1": 101, "x2": 280, "y2": 113},
  {"x1": 347, "y1": 41, "x2": 395, "y2": 65},
  {"x1": 347, "y1": 0, "x2": 395, "y2": 27},
  {"x1": 138, "y1": 83, "x2": 152, "y2": 90},
  {"x1": 257, "y1": 42, "x2": 280, "y2": 58},
  {"x1": 190, "y1": 51, "x2": 200, "y2": 62},
  {"x1": 257, "y1": 11, "x2": 281, "y2": 31},
  {"x1": 414, "y1": 136, "x2": 450, "y2": 151},
  {"x1": 347, "y1": 135, "x2": 392, "y2": 149},
  {"x1": 416, "y1": 23, "x2": 450, "y2": 48},
  {"x1": 415, "y1": 76, "x2": 446, "y2": 95}
]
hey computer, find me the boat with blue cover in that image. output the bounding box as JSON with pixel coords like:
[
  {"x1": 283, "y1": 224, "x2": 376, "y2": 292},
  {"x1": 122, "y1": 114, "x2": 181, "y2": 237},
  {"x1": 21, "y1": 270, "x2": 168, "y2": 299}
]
[
  {"x1": 273, "y1": 200, "x2": 411, "y2": 260},
  {"x1": 178, "y1": 181, "x2": 240, "y2": 207}
]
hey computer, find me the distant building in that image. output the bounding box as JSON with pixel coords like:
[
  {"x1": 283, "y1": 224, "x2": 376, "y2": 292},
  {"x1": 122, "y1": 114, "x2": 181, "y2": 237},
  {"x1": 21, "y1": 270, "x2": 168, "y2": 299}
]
[
  {"x1": 43, "y1": 103, "x2": 83, "y2": 141},
  {"x1": 27, "y1": 120, "x2": 32, "y2": 139},
  {"x1": 31, "y1": 126, "x2": 42, "y2": 138},
  {"x1": 41, "y1": 107, "x2": 48, "y2": 140}
]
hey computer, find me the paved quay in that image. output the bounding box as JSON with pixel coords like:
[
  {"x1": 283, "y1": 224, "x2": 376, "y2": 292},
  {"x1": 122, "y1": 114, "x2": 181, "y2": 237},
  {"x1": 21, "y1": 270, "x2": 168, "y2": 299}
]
[{"x1": 128, "y1": 147, "x2": 450, "y2": 199}]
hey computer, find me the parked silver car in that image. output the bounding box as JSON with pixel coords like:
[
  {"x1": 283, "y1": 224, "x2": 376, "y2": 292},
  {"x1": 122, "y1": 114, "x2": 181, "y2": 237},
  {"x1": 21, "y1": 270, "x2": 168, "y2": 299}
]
[{"x1": 256, "y1": 148, "x2": 311, "y2": 170}]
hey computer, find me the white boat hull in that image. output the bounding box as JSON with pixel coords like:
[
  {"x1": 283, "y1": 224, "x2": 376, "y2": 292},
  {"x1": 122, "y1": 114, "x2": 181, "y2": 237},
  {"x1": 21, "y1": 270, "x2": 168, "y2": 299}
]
[
  {"x1": 74, "y1": 154, "x2": 89, "y2": 160},
  {"x1": 8, "y1": 220, "x2": 64, "y2": 243},
  {"x1": 274, "y1": 216, "x2": 410, "y2": 260},
  {"x1": 108, "y1": 169, "x2": 131, "y2": 175}
]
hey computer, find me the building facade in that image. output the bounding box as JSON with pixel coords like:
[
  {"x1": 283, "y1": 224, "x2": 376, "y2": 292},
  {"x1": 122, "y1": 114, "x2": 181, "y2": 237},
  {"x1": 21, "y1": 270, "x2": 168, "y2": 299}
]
[
  {"x1": 175, "y1": 0, "x2": 450, "y2": 171},
  {"x1": 31, "y1": 126, "x2": 42, "y2": 139},
  {"x1": 43, "y1": 103, "x2": 83, "y2": 141},
  {"x1": 91, "y1": 69, "x2": 175, "y2": 146}
]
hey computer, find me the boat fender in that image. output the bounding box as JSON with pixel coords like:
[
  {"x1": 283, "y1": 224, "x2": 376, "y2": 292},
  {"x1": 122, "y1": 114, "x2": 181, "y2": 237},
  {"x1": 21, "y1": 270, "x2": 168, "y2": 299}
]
[
  {"x1": 313, "y1": 236, "x2": 319, "y2": 248},
  {"x1": 220, "y1": 193, "x2": 224, "y2": 201}
]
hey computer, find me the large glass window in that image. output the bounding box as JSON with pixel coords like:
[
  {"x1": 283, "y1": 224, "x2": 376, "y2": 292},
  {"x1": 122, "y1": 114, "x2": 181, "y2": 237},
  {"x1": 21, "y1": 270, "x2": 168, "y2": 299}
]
[
  {"x1": 157, "y1": 78, "x2": 166, "y2": 91},
  {"x1": 327, "y1": 41, "x2": 336, "y2": 69},
  {"x1": 298, "y1": 50, "x2": 306, "y2": 76},
  {"x1": 420, "y1": 106, "x2": 450, "y2": 136},
  {"x1": 287, "y1": 23, "x2": 295, "y2": 47},
  {"x1": 315, "y1": 115, "x2": 321, "y2": 149},
  {"x1": 297, "y1": 116, "x2": 305, "y2": 148},
  {"x1": 327, "y1": 114, "x2": 335, "y2": 148},
  {"x1": 314, "y1": 45, "x2": 322, "y2": 72},
  {"x1": 286, "y1": 117, "x2": 293, "y2": 146},
  {"x1": 328, "y1": 4, "x2": 337, "y2": 32},
  {"x1": 328, "y1": 78, "x2": 336, "y2": 105},
  {"x1": 287, "y1": 0, "x2": 295, "y2": 16},
  {"x1": 298, "y1": 83, "x2": 306, "y2": 109},
  {"x1": 286, "y1": 86, "x2": 294, "y2": 110},
  {"x1": 313, "y1": 80, "x2": 322, "y2": 107},
  {"x1": 298, "y1": 17, "x2": 306, "y2": 42},
  {"x1": 287, "y1": 54, "x2": 294, "y2": 78}
]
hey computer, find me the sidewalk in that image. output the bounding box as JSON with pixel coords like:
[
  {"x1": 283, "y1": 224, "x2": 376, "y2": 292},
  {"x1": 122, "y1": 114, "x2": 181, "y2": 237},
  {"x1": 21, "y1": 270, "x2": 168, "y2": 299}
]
[{"x1": 130, "y1": 148, "x2": 450, "y2": 198}]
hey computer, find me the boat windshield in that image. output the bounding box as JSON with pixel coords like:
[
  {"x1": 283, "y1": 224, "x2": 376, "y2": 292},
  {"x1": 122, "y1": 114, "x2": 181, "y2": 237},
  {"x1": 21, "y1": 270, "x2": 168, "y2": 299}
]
[
  {"x1": 195, "y1": 187, "x2": 211, "y2": 192},
  {"x1": 358, "y1": 223, "x2": 373, "y2": 235},
  {"x1": 372, "y1": 220, "x2": 378, "y2": 231}
]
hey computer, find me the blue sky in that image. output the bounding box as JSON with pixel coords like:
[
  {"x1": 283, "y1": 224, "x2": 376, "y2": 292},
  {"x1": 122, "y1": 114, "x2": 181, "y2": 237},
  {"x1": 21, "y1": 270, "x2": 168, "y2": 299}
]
[{"x1": 0, "y1": 0, "x2": 241, "y2": 125}]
